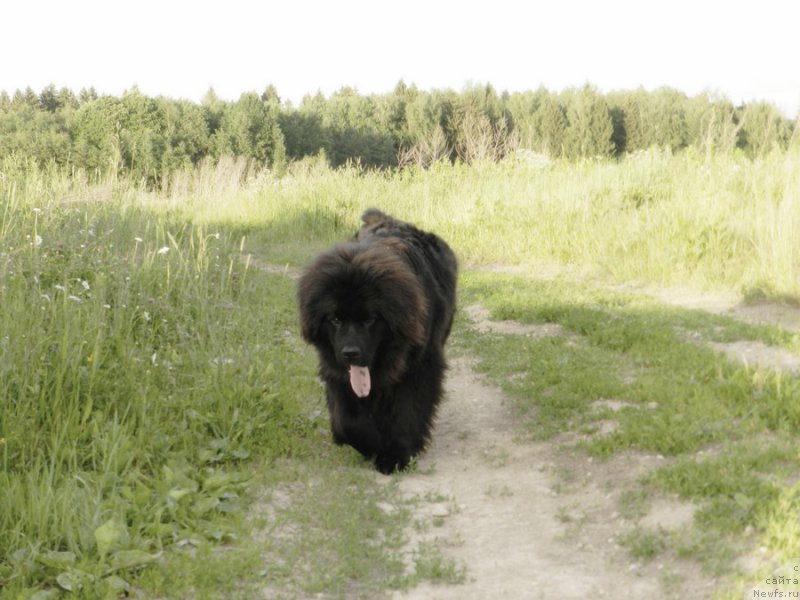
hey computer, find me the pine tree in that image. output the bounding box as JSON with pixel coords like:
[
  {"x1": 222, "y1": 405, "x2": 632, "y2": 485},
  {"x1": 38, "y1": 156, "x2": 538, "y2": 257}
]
[
  {"x1": 562, "y1": 86, "x2": 614, "y2": 159},
  {"x1": 534, "y1": 93, "x2": 568, "y2": 157}
]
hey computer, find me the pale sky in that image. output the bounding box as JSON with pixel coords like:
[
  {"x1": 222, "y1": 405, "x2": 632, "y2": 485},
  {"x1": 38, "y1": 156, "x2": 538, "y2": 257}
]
[{"x1": 3, "y1": 0, "x2": 798, "y2": 117}]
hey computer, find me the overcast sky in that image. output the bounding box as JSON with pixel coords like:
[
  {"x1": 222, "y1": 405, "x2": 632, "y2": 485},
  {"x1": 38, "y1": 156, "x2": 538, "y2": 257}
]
[{"x1": 3, "y1": 0, "x2": 798, "y2": 117}]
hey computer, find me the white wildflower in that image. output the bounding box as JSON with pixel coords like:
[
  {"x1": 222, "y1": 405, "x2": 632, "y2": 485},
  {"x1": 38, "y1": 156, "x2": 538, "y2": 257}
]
[
  {"x1": 134, "y1": 237, "x2": 144, "y2": 243},
  {"x1": 34, "y1": 235, "x2": 43, "y2": 247},
  {"x1": 41, "y1": 294, "x2": 51, "y2": 302},
  {"x1": 143, "y1": 311, "x2": 151, "y2": 322},
  {"x1": 151, "y1": 352, "x2": 158, "y2": 365},
  {"x1": 68, "y1": 295, "x2": 82, "y2": 303},
  {"x1": 157, "y1": 246, "x2": 170, "y2": 255},
  {"x1": 80, "y1": 280, "x2": 90, "y2": 291},
  {"x1": 54, "y1": 284, "x2": 66, "y2": 292}
]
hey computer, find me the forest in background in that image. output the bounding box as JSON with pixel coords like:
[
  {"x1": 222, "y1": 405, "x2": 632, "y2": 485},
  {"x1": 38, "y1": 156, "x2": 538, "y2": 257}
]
[{"x1": 0, "y1": 81, "x2": 797, "y2": 184}]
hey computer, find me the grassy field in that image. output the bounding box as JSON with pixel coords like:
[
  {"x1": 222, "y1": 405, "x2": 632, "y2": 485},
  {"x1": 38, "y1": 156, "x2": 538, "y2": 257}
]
[
  {"x1": 1, "y1": 149, "x2": 799, "y2": 597},
  {"x1": 179, "y1": 148, "x2": 800, "y2": 298}
]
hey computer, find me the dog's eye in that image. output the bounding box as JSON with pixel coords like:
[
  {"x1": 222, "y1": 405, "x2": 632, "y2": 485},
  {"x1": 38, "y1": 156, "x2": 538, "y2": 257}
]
[{"x1": 330, "y1": 317, "x2": 342, "y2": 327}]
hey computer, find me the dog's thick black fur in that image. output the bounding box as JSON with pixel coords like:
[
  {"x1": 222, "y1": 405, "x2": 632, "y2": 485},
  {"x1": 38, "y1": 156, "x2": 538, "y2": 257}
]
[{"x1": 297, "y1": 209, "x2": 457, "y2": 474}]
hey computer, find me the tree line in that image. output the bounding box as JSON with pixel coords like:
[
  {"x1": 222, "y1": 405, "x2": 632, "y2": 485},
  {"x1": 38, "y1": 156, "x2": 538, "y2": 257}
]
[{"x1": 0, "y1": 82, "x2": 796, "y2": 184}]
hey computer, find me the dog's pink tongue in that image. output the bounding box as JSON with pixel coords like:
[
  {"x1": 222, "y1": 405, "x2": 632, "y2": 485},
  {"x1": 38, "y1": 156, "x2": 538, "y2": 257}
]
[{"x1": 349, "y1": 366, "x2": 371, "y2": 398}]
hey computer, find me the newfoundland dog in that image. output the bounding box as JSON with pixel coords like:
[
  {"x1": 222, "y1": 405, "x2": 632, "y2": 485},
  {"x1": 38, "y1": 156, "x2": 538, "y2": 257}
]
[{"x1": 297, "y1": 209, "x2": 457, "y2": 474}]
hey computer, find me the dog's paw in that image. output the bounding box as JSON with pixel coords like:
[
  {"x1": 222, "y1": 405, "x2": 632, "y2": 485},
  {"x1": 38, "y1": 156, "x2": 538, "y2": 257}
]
[{"x1": 375, "y1": 452, "x2": 409, "y2": 475}]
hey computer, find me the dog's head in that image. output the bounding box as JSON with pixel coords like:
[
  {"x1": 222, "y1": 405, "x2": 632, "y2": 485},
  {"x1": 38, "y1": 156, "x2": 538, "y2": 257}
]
[{"x1": 297, "y1": 241, "x2": 428, "y2": 394}]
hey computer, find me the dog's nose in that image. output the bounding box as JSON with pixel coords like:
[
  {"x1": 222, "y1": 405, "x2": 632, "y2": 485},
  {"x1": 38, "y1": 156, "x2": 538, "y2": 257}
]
[{"x1": 342, "y1": 346, "x2": 362, "y2": 362}]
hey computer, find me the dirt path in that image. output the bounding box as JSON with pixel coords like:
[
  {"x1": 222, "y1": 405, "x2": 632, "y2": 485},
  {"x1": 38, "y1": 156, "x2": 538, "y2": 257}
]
[
  {"x1": 389, "y1": 285, "x2": 800, "y2": 599},
  {"x1": 390, "y1": 350, "x2": 713, "y2": 600},
  {"x1": 631, "y1": 284, "x2": 800, "y2": 333}
]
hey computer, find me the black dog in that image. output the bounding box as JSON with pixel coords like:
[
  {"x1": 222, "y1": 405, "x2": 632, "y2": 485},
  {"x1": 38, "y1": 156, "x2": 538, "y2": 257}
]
[{"x1": 297, "y1": 209, "x2": 457, "y2": 473}]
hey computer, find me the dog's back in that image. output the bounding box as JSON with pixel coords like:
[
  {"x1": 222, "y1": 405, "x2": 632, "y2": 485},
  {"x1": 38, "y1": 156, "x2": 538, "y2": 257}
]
[
  {"x1": 356, "y1": 208, "x2": 410, "y2": 241},
  {"x1": 356, "y1": 208, "x2": 457, "y2": 346}
]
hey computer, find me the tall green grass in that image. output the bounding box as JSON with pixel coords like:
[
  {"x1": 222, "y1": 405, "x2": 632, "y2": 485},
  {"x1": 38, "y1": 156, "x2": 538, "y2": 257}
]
[
  {"x1": 0, "y1": 163, "x2": 320, "y2": 595},
  {"x1": 176, "y1": 148, "x2": 800, "y2": 298}
]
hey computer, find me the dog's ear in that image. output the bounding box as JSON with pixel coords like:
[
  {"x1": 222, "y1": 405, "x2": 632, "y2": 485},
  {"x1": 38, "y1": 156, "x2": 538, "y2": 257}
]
[
  {"x1": 360, "y1": 208, "x2": 390, "y2": 229},
  {"x1": 299, "y1": 305, "x2": 323, "y2": 343},
  {"x1": 297, "y1": 273, "x2": 324, "y2": 343},
  {"x1": 373, "y1": 270, "x2": 428, "y2": 348},
  {"x1": 297, "y1": 249, "x2": 347, "y2": 344}
]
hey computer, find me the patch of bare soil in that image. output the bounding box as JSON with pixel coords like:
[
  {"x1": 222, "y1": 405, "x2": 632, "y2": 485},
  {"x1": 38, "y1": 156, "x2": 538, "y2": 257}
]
[
  {"x1": 392, "y1": 356, "x2": 713, "y2": 600},
  {"x1": 462, "y1": 304, "x2": 570, "y2": 338},
  {"x1": 676, "y1": 327, "x2": 800, "y2": 375},
  {"x1": 708, "y1": 340, "x2": 800, "y2": 375},
  {"x1": 640, "y1": 285, "x2": 800, "y2": 373},
  {"x1": 638, "y1": 285, "x2": 800, "y2": 334}
]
